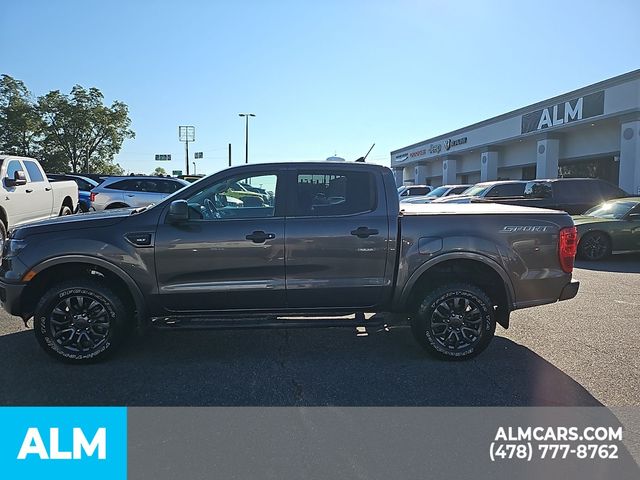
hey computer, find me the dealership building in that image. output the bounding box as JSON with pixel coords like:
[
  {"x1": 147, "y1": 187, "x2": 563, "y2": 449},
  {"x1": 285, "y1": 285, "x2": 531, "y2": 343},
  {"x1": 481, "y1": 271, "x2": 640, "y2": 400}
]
[{"x1": 390, "y1": 69, "x2": 640, "y2": 195}]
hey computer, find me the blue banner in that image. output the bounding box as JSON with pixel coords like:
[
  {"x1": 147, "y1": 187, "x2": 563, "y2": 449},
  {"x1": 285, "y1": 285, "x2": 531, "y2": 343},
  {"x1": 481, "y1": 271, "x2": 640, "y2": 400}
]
[{"x1": 0, "y1": 407, "x2": 126, "y2": 479}]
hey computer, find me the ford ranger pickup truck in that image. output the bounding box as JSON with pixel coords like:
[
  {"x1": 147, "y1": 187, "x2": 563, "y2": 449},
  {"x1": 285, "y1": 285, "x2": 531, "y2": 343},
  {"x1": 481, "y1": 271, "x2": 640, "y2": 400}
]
[
  {"x1": 0, "y1": 155, "x2": 78, "y2": 244},
  {"x1": 0, "y1": 162, "x2": 579, "y2": 363}
]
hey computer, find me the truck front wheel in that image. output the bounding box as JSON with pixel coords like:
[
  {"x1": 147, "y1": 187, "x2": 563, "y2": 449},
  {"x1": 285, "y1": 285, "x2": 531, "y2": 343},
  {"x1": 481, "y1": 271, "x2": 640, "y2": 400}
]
[
  {"x1": 33, "y1": 279, "x2": 128, "y2": 363},
  {"x1": 411, "y1": 283, "x2": 496, "y2": 360}
]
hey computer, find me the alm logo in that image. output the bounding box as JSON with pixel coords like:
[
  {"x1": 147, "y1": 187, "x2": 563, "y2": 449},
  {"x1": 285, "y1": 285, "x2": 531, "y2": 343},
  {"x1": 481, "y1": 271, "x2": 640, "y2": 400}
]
[{"x1": 17, "y1": 427, "x2": 106, "y2": 460}]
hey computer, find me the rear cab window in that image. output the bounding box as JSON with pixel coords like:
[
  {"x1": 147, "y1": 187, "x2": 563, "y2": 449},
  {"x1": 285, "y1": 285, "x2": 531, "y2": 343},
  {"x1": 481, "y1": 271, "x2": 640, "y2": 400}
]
[{"x1": 293, "y1": 170, "x2": 376, "y2": 217}]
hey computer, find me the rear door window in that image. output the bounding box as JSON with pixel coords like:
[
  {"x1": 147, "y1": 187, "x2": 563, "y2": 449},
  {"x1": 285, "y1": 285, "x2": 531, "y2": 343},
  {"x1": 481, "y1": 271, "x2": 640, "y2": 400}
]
[
  {"x1": 293, "y1": 170, "x2": 376, "y2": 217},
  {"x1": 486, "y1": 183, "x2": 525, "y2": 197},
  {"x1": 159, "y1": 180, "x2": 185, "y2": 193},
  {"x1": 139, "y1": 180, "x2": 160, "y2": 192},
  {"x1": 23, "y1": 161, "x2": 45, "y2": 182},
  {"x1": 105, "y1": 179, "x2": 139, "y2": 191},
  {"x1": 556, "y1": 180, "x2": 594, "y2": 202},
  {"x1": 408, "y1": 187, "x2": 430, "y2": 196}
]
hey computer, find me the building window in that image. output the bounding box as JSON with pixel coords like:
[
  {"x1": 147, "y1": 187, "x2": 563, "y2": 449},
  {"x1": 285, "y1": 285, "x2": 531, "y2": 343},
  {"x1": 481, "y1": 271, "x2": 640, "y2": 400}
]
[{"x1": 522, "y1": 166, "x2": 536, "y2": 180}]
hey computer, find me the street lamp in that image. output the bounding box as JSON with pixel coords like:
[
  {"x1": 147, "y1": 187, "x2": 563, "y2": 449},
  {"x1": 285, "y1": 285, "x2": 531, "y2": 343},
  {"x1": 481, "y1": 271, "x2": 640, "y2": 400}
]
[
  {"x1": 192, "y1": 162, "x2": 196, "y2": 175},
  {"x1": 238, "y1": 113, "x2": 256, "y2": 164}
]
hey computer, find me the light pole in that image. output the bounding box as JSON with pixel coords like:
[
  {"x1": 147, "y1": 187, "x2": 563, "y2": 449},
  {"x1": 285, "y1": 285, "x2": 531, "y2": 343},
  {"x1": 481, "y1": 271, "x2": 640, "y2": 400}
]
[
  {"x1": 192, "y1": 161, "x2": 196, "y2": 175},
  {"x1": 238, "y1": 113, "x2": 255, "y2": 163}
]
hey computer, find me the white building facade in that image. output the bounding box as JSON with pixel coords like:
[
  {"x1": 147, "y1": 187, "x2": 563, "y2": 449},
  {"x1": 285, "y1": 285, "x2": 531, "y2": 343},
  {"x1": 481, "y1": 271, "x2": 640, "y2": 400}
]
[{"x1": 390, "y1": 69, "x2": 640, "y2": 196}]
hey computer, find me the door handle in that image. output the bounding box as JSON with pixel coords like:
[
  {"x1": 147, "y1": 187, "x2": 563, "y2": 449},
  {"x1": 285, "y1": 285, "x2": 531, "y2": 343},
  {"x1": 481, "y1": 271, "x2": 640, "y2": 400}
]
[
  {"x1": 245, "y1": 231, "x2": 276, "y2": 243},
  {"x1": 26, "y1": 189, "x2": 33, "y2": 193},
  {"x1": 45, "y1": 187, "x2": 52, "y2": 191},
  {"x1": 126, "y1": 194, "x2": 135, "y2": 197},
  {"x1": 351, "y1": 227, "x2": 379, "y2": 238}
]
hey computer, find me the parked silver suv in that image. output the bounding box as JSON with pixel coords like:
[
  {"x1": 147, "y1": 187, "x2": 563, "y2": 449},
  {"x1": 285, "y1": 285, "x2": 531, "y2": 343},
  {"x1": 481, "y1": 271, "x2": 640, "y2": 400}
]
[{"x1": 90, "y1": 176, "x2": 189, "y2": 210}]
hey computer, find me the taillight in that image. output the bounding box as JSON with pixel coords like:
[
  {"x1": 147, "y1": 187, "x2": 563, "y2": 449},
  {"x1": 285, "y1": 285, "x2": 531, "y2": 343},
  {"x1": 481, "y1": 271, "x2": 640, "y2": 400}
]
[
  {"x1": 90, "y1": 192, "x2": 96, "y2": 202},
  {"x1": 558, "y1": 226, "x2": 578, "y2": 273}
]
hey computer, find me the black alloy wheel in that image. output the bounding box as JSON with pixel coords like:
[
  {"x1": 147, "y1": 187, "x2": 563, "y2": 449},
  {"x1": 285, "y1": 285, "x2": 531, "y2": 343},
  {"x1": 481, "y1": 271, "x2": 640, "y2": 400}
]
[
  {"x1": 48, "y1": 295, "x2": 111, "y2": 355},
  {"x1": 578, "y1": 232, "x2": 611, "y2": 261},
  {"x1": 34, "y1": 279, "x2": 128, "y2": 363},
  {"x1": 411, "y1": 283, "x2": 496, "y2": 360}
]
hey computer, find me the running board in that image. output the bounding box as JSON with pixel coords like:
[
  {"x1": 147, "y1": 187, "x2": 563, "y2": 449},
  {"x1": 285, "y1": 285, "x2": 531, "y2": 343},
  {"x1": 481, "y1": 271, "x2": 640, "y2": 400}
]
[{"x1": 150, "y1": 315, "x2": 387, "y2": 331}]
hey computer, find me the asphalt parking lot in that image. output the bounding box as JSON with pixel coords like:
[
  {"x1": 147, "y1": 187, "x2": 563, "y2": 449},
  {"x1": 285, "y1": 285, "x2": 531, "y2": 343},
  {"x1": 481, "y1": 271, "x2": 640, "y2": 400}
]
[{"x1": 0, "y1": 255, "x2": 638, "y2": 407}]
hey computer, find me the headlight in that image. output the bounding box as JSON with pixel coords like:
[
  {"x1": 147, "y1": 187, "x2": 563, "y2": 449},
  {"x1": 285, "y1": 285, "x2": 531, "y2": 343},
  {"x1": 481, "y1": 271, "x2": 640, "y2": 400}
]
[{"x1": 3, "y1": 239, "x2": 27, "y2": 258}]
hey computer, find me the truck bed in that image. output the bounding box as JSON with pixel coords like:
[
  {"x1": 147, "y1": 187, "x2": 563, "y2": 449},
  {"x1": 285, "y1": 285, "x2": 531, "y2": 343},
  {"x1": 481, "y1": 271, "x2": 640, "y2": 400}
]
[{"x1": 399, "y1": 201, "x2": 566, "y2": 216}]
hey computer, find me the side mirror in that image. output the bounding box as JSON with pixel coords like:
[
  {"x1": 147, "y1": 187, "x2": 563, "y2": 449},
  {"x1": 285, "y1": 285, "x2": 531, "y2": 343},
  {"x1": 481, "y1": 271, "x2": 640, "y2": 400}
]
[
  {"x1": 167, "y1": 199, "x2": 189, "y2": 223},
  {"x1": 5, "y1": 170, "x2": 27, "y2": 187}
]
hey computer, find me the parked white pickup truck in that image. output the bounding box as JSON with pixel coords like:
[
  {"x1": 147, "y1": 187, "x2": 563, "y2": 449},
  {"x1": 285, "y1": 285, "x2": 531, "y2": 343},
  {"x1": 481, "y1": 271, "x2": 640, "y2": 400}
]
[{"x1": 0, "y1": 155, "x2": 77, "y2": 242}]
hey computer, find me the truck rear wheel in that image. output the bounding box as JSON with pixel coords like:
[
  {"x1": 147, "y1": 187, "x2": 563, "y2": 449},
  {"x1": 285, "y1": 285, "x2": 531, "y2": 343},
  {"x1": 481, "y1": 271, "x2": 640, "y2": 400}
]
[
  {"x1": 0, "y1": 221, "x2": 6, "y2": 250},
  {"x1": 34, "y1": 279, "x2": 128, "y2": 363},
  {"x1": 411, "y1": 283, "x2": 496, "y2": 360},
  {"x1": 59, "y1": 205, "x2": 73, "y2": 216}
]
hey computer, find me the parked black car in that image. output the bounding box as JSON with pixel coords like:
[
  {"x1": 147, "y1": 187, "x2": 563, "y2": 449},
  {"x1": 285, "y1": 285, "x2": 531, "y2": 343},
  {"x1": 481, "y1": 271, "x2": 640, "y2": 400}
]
[
  {"x1": 471, "y1": 178, "x2": 627, "y2": 215},
  {"x1": 432, "y1": 181, "x2": 526, "y2": 204}
]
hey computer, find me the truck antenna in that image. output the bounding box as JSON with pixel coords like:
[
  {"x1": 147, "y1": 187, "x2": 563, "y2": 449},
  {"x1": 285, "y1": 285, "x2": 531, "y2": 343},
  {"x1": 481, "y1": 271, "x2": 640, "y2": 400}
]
[{"x1": 355, "y1": 143, "x2": 375, "y2": 162}]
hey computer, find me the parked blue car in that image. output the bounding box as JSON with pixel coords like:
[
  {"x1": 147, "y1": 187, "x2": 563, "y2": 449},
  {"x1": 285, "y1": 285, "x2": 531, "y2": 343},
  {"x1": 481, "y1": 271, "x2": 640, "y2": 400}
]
[{"x1": 47, "y1": 174, "x2": 101, "y2": 212}]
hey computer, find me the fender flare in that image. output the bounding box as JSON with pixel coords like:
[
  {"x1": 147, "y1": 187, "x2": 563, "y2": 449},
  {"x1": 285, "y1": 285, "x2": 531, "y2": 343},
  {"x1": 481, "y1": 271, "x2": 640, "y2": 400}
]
[
  {"x1": 30, "y1": 255, "x2": 148, "y2": 320},
  {"x1": 397, "y1": 251, "x2": 516, "y2": 310}
]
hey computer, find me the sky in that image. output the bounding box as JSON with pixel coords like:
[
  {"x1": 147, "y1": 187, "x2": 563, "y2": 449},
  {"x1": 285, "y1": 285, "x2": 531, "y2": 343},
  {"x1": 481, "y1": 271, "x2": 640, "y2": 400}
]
[{"x1": 1, "y1": 0, "x2": 639, "y2": 175}]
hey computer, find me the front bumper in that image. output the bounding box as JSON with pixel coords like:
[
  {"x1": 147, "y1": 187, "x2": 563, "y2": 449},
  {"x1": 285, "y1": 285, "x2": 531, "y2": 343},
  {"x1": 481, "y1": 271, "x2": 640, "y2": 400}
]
[
  {"x1": 0, "y1": 279, "x2": 26, "y2": 317},
  {"x1": 558, "y1": 279, "x2": 580, "y2": 301}
]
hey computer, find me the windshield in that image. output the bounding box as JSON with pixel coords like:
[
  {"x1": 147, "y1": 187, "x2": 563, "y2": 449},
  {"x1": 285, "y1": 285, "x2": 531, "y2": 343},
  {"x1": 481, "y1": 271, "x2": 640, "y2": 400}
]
[
  {"x1": 425, "y1": 186, "x2": 449, "y2": 198},
  {"x1": 460, "y1": 185, "x2": 489, "y2": 197},
  {"x1": 584, "y1": 201, "x2": 638, "y2": 219}
]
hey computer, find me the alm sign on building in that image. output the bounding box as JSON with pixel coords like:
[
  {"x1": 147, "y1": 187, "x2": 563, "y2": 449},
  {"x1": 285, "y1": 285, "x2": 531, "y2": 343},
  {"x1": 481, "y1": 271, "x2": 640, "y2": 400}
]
[{"x1": 521, "y1": 91, "x2": 604, "y2": 134}]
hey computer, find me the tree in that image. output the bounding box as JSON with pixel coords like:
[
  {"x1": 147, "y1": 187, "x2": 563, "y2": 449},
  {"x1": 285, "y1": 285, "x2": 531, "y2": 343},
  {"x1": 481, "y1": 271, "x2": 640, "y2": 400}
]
[
  {"x1": 0, "y1": 75, "x2": 43, "y2": 157},
  {"x1": 38, "y1": 85, "x2": 134, "y2": 174},
  {"x1": 153, "y1": 166, "x2": 167, "y2": 176}
]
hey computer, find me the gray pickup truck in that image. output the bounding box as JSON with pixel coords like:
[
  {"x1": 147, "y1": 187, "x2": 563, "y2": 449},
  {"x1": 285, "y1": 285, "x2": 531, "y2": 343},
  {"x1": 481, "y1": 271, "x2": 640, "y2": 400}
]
[{"x1": 0, "y1": 162, "x2": 579, "y2": 363}]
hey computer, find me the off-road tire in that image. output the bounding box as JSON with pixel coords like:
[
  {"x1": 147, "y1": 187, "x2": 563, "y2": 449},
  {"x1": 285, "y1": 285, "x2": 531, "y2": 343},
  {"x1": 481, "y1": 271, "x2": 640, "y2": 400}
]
[
  {"x1": 34, "y1": 279, "x2": 129, "y2": 363},
  {"x1": 411, "y1": 283, "x2": 496, "y2": 360}
]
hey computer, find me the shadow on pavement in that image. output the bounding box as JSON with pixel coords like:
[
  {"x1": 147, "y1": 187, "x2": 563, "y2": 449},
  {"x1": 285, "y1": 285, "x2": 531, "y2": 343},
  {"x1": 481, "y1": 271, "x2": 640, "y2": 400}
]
[
  {"x1": 576, "y1": 253, "x2": 640, "y2": 273},
  {"x1": 0, "y1": 324, "x2": 603, "y2": 407}
]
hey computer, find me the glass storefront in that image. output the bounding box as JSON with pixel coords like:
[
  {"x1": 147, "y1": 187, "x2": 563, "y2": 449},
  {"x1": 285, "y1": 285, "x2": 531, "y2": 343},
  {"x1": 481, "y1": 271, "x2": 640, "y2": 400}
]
[{"x1": 558, "y1": 156, "x2": 619, "y2": 185}]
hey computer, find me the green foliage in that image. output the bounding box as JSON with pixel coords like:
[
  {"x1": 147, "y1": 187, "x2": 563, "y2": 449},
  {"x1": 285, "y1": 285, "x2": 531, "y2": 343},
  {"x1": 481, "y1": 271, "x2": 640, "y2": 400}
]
[
  {"x1": 0, "y1": 75, "x2": 44, "y2": 157},
  {"x1": 153, "y1": 166, "x2": 167, "y2": 176},
  {"x1": 38, "y1": 85, "x2": 134, "y2": 173},
  {"x1": 0, "y1": 75, "x2": 134, "y2": 175}
]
